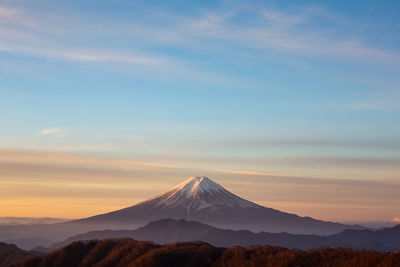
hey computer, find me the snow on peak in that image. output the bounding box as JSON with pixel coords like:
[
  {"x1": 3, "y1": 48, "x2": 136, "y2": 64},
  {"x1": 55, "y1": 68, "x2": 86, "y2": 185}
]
[
  {"x1": 150, "y1": 176, "x2": 260, "y2": 211},
  {"x1": 172, "y1": 176, "x2": 223, "y2": 195}
]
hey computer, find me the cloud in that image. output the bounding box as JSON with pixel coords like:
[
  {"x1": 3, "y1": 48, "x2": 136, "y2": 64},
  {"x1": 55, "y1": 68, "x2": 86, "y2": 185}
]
[
  {"x1": 0, "y1": 5, "x2": 241, "y2": 87},
  {"x1": 0, "y1": 2, "x2": 398, "y2": 93},
  {"x1": 1, "y1": 3, "x2": 399, "y2": 72},
  {"x1": 0, "y1": 4, "x2": 166, "y2": 71},
  {"x1": 39, "y1": 128, "x2": 63, "y2": 135},
  {"x1": 0, "y1": 148, "x2": 179, "y2": 171},
  {"x1": 347, "y1": 102, "x2": 400, "y2": 111},
  {"x1": 173, "y1": 7, "x2": 400, "y2": 65},
  {"x1": 207, "y1": 168, "x2": 301, "y2": 178},
  {"x1": 209, "y1": 137, "x2": 400, "y2": 150},
  {"x1": 205, "y1": 167, "x2": 400, "y2": 189},
  {"x1": 0, "y1": 40, "x2": 161, "y2": 65},
  {"x1": 391, "y1": 217, "x2": 400, "y2": 223},
  {"x1": 0, "y1": 6, "x2": 16, "y2": 17},
  {"x1": 261, "y1": 9, "x2": 305, "y2": 26},
  {"x1": 278, "y1": 156, "x2": 400, "y2": 168}
]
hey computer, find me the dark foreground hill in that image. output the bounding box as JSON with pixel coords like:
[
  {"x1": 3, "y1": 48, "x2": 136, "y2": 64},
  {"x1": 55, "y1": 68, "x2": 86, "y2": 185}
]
[
  {"x1": 52, "y1": 219, "x2": 400, "y2": 252},
  {"x1": 12, "y1": 238, "x2": 400, "y2": 267},
  {"x1": 0, "y1": 242, "x2": 37, "y2": 267}
]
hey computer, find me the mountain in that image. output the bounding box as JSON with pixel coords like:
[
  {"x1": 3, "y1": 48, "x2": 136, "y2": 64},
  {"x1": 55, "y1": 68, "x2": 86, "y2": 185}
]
[
  {"x1": 52, "y1": 219, "x2": 400, "y2": 252},
  {"x1": 0, "y1": 176, "x2": 365, "y2": 250},
  {"x1": 76, "y1": 176, "x2": 364, "y2": 235},
  {"x1": 331, "y1": 224, "x2": 400, "y2": 251},
  {"x1": 2, "y1": 238, "x2": 54, "y2": 251},
  {"x1": 16, "y1": 239, "x2": 400, "y2": 267}
]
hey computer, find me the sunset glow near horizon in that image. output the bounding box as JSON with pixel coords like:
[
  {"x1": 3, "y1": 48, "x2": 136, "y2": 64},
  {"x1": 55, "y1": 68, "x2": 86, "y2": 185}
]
[{"x1": 0, "y1": 0, "x2": 399, "y2": 225}]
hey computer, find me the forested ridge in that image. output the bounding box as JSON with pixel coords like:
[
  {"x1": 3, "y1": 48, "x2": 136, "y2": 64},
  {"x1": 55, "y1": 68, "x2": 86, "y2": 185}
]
[{"x1": 9, "y1": 238, "x2": 400, "y2": 267}]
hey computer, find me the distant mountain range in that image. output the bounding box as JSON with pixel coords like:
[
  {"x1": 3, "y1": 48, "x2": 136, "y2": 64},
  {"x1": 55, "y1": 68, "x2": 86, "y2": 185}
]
[
  {"x1": 0, "y1": 176, "x2": 368, "y2": 250},
  {"x1": 52, "y1": 218, "x2": 400, "y2": 252}
]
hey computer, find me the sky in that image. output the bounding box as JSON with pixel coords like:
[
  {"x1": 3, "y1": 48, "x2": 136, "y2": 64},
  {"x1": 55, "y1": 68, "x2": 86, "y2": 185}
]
[{"x1": 0, "y1": 0, "x2": 399, "y2": 225}]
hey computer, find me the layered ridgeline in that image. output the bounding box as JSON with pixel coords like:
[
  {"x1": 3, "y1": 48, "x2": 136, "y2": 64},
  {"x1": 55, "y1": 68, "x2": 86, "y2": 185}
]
[
  {"x1": 76, "y1": 176, "x2": 363, "y2": 234},
  {"x1": 52, "y1": 219, "x2": 400, "y2": 252}
]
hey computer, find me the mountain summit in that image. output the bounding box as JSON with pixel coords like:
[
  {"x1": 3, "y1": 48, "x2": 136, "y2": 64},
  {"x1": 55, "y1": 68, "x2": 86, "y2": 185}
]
[
  {"x1": 147, "y1": 176, "x2": 259, "y2": 212},
  {"x1": 78, "y1": 176, "x2": 364, "y2": 235}
]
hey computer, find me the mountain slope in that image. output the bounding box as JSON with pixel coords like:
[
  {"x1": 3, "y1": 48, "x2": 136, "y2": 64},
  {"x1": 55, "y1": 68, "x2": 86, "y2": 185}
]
[
  {"x1": 77, "y1": 176, "x2": 363, "y2": 235},
  {"x1": 52, "y1": 219, "x2": 400, "y2": 252}
]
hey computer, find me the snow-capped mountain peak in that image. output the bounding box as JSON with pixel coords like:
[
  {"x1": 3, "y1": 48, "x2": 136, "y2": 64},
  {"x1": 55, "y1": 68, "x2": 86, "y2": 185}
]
[
  {"x1": 80, "y1": 175, "x2": 365, "y2": 235},
  {"x1": 146, "y1": 176, "x2": 260, "y2": 211},
  {"x1": 171, "y1": 176, "x2": 225, "y2": 196}
]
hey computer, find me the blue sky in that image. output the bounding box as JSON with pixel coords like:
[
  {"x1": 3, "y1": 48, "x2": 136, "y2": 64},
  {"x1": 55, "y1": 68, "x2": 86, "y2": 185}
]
[{"x1": 0, "y1": 0, "x2": 399, "y2": 222}]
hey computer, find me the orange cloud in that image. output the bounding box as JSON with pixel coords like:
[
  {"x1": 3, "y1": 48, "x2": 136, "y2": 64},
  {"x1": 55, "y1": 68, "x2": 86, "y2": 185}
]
[{"x1": 391, "y1": 217, "x2": 400, "y2": 223}]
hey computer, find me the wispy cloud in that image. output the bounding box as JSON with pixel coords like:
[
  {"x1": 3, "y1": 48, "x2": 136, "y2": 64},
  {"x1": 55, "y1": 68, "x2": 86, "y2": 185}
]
[
  {"x1": 280, "y1": 156, "x2": 400, "y2": 168},
  {"x1": 347, "y1": 102, "x2": 400, "y2": 111},
  {"x1": 1, "y1": 3, "x2": 400, "y2": 72},
  {"x1": 166, "y1": 6, "x2": 400, "y2": 65},
  {"x1": 0, "y1": 149, "x2": 179, "y2": 170},
  {"x1": 0, "y1": 36, "x2": 162, "y2": 66},
  {"x1": 0, "y1": 5, "x2": 165, "y2": 68},
  {"x1": 39, "y1": 127, "x2": 64, "y2": 135},
  {"x1": 208, "y1": 137, "x2": 400, "y2": 150},
  {"x1": 0, "y1": 6, "x2": 15, "y2": 17},
  {"x1": 207, "y1": 168, "x2": 303, "y2": 178},
  {"x1": 0, "y1": 4, "x2": 247, "y2": 87}
]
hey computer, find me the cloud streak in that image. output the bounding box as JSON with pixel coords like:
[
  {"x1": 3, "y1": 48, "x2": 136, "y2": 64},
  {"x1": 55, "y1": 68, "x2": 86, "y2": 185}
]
[
  {"x1": 0, "y1": 4, "x2": 168, "y2": 77},
  {"x1": 39, "y1": 127, "x2": 64, "y2": 135},
  {"x1": 207, "y1": 168, "x2": 301, "y2": 178},
  {"x1": 172, "y1": 6, "x2": 400, "y2": 65},
  {"x1": 205, "y1": 137, "x2": 400, "y2": 151},
  {"x1": 1, "y1": 3, "x2": 399, "y2": 73}
]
